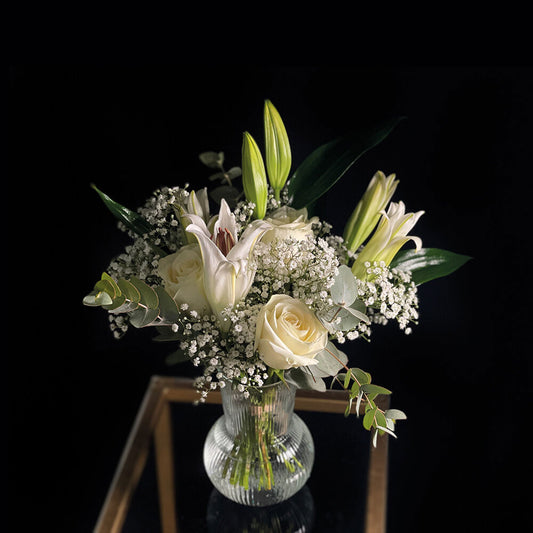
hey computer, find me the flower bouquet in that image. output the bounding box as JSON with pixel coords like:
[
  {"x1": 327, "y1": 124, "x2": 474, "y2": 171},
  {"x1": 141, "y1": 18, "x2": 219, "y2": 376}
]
[{"x1": 84, "y1": 100, "x2": 469, "y2": 505}]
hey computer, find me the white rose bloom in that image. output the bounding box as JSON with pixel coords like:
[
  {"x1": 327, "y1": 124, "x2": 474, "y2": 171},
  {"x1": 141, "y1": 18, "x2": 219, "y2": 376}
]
[
  {"x1": 261, "y1": 206, "x2": 318, "y2": 244},
  {"x1": 255, "y1": 294, "x2": 328, "y2": 370},
  {"x1": 157, "y1": 244, "x2": 211, "y2": 315}
]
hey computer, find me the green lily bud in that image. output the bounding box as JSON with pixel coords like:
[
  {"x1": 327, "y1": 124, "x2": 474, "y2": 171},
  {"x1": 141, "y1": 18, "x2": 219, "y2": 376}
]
[
  {"x1": 343, "y1": 171, "x2": 399, "y2": 252},
  {"x1": 242, "y1": 131, "x2": 268, "y2": 219},
  {"x1": 264, "y1": 99, "x2": 292, "y2": 201}
]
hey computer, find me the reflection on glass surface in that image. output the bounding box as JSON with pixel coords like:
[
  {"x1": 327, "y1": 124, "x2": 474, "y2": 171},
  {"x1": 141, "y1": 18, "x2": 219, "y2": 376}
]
[{"x1": 206, "y1": 485, "x2": 315, "y2": 532}]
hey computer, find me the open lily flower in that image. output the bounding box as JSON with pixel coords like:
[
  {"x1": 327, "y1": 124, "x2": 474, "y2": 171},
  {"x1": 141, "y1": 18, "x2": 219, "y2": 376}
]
[
  {"x1": 352, "y1": 201, "x2": 424, "y2": 279},
  {"x1": 186, "y1": 199, "x2": 271, "y2": 329}
]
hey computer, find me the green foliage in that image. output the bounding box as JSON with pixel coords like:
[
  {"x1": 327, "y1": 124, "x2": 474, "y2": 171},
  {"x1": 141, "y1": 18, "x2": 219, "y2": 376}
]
[
  {"x1": 390, "y1": 247, "x2": 472, "y2": 285},
  {"x1": 285, "y1": 367, "x2": 327, "y2": 392},
  {"x1": 83, "y1": 272, "x2": 181, "y2": 329},
  {"x1": 310, "y1": 342, "x2": 349, "y2": 378},
  {"x1": 91, "y1": 184, "x2": 153, "y2": 236},
  {"x1": 288, "y1": 117, "x2": 404, "y2": 209},
  {"x1": 318, "y1": 265, "x2": 369, "y2": 333},
  {"x1": 332, "y1": 366, "x2": 405, "y2": 445}
]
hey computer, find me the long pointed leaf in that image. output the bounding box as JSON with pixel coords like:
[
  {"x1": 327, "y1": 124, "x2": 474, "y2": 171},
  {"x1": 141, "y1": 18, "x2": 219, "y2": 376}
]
[
  {"x1": 91, "y1": 184, "x2": 153, "y2": 236},
  {"x1": 390, "y1": 247, "x2": 471, "y2": 285},
  {"x1": 288, "y1": 116, "x2": 404, "y2": 209}
]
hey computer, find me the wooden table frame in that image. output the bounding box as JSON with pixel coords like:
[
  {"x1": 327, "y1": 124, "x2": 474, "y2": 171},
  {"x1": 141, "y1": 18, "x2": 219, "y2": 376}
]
[{"x1": 95, "y1": 376, "x2": 390, "y2": 533}]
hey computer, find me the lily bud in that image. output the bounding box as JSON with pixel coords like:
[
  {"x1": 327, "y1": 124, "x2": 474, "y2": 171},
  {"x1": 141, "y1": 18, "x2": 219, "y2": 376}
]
[
  {"x1": 343, "y1": 171, "x2": 399, "y2": 252},
  {"x1": 242, "y1": 131, "x2": 268, "y2": 219},
  {"x1": 352, "y1": 201, "x2": 424, "y2": 279},
  {"x1": 264, "y1": 99, "x2": 292, "y2": 201}
]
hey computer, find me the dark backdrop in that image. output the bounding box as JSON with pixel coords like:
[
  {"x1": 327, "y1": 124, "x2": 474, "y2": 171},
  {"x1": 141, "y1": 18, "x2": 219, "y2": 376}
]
[{"x1": 9, "y1": 66, "x2": 532, "y2": 532}]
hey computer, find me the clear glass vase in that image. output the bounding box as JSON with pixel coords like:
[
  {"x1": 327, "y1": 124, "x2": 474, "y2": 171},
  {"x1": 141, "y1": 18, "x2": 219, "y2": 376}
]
[{"x1": 203, "y1": 380, "x2": 315, "y2": 507}]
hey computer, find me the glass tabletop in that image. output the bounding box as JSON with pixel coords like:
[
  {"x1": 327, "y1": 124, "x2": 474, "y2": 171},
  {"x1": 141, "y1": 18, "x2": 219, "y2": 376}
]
[{"x1": 95, "y1": 377, "x2": 389, "y2": 533}]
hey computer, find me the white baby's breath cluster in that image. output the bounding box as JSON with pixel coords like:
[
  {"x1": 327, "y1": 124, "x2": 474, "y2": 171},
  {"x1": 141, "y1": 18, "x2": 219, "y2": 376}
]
[
  {"x1": 356, "y1": 260, "x2": 419, "y2": 333},
  {"x1": 177, "y1": 303, "x2": 269, "y2": 401},
  {"x1": 251, "y1": 236, "x2": 339, "y2": 311}
]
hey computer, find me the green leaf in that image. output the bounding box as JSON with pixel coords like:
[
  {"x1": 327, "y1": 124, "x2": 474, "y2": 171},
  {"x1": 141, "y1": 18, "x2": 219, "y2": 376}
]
[
  {"x1": 390, "y1": 247, "x2": 471, "y2": 285},
  {"x1": 154, "y1": 286, "x2": 180, "y2": 325},
  {"x1": 330, "y1": 265, "x2": 357, "y2": 307},
  {"x1": 355, "y1": 390, "x2": 364, "y2": 417},
  {"x1": 288, "y1": 116, "x2": 404, "y2": 209},
  {"x1": 311, "y1": 342, "x2": 348, "y2": 378},
  {"x1": 375, "y1": 410, "x2": 388, "y2": 430},
  {"x1": 363, "y1": 407, "x2": 376, "y2": 430},
  {"x1": 91, "y1": 184, "x2": 153, "y2": 236},
  {"x1": 361, "y1": 383, "x2": 392, "y2": 396},
  {"x1": 350, "y1": 368, "x2": 371, "y2": 386},
  {"x1": 94, "y1": 278, "x2": 117, "y2": 299},
  {"x1": 129, "y1": 277, "x2": 159, "y2": 309},
  {"x1": 117, "y1": 278, "x2": 141, "y2": 304},
  {"x1": 129, "y1": 306, "x2": 160, "y2": 328},
  {"x1": 285, "y1": 367, "x2": 326, "y2": 392},
  {"x1": 385, "y1": 409, "x2": 407, "y2": 420},
  {"x1": 199, "y1": 151, "x2": 224, "y2": 169}
]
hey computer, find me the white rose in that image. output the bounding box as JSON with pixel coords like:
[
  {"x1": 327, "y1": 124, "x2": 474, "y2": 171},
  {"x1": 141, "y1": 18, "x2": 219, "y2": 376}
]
[
  {"x1": 157, "y1": 244, "x2": 211, "y2": 314},
  {"x1": 255, "y1": 294, "x2": 328, "y2": 370},
  {"x1": 261, "y1": 206, "x2": 318, "y2": 244}
]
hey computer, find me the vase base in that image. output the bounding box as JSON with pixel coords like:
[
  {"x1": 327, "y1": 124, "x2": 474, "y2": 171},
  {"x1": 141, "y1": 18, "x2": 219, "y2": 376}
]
[{"x1": 203, "y1": 413, "x2": 315, "y2": 507}]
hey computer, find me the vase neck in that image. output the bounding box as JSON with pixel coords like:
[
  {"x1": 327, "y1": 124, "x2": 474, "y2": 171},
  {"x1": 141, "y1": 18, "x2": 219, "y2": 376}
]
[{"x1": 221, "y1": 382, "x2": 296, "y2": 437}]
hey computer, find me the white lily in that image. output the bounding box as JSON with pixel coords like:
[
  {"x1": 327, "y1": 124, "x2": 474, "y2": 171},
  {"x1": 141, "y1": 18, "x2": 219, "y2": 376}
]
[
  {"x1": 352, "y1": 201, "x2": 425, "y2": 279},
  {"x1": 186, "y1": 199, "x2": 271, "y2": 330}
]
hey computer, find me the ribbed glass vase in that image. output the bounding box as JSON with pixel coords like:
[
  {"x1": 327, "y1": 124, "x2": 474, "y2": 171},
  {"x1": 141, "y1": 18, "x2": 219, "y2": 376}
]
[{"x1": 203, "y1": 380, "x2": 315, "y2": 507}]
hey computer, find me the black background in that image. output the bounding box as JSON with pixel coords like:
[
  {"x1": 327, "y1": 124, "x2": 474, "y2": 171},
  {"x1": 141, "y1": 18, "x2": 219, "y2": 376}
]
[{"x1": 9, "y1": 66, "x2": 532, "y2": 532}]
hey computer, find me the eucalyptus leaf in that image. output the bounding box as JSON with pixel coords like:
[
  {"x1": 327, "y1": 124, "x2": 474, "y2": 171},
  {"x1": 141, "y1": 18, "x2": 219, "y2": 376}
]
[
  {"x1": 117, "y1": 278, "x2": 141, "y2": 304},
  {"x1": 82, "y1": 291, "x2": 100, "y2": 306},
  {"x1": 103, "y1": 294, "x2": 126, "y2": 311},
  {"x1": 91, "y1": 184, "x2": 153, "y2": 236},
  {"x1": 361, "y1": 383, "x2": 392, "y2": 396},
  {"x1": 350, "y1": 368, "x2": 371, "y2": 386},
  {"x1": 390, "y1": 247, "x2": 471, "y2": 285},
  {"x1": 285, "y1": 367, "x2": 326, "y2": 392},
  {"x1": 363, "y1": 407, "x2": 376, "y2": 430},
  {"x1": 375, "y1": 410, "x2": 387, "y2": 430},
  {"x1": 376, "y1": 424, "x2": 398, "y2": 438},
  {"x1": 385, "y1": 409, "x2": 407, "y2": 420},
  {"x1": 199, "y1": 151, "x2": 224, "y2": 168},
  {"x1": 128, "y1": 306, "x2": 160, "y2": 328},
  {"x1": 355, "y1": 389, "x2": 364, "y2": 417},
  {"x1": 129, "y1": 277, "x2": 159, "y2": 309},
  {"x1": 344, "y1": 301, "x2": 370, "y2": 324},
  {"x1": 154, "y1": 286, "x2": 180, "y2": 325},
  {"x1": 288, "y1": 116, "x2": 404, "y2": 209},
  {"x1": 330, "y1": 265, "x2": 357, "y2": 307},
  {"x1": 94, "y1": 278, "x2": 117, "y2": 299},
  {"x1": 94, "y1": 291, "x2": 113, "y2": 306},
  {"x1": 226, "y1": 167, "x2": 242, "y2": 179},
  {"x1": 311, "y1": 342, "x2": 348, "y2": 378},
  {"x1": 318, "y1": 305, "x2": 366, "y2": 332}
]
